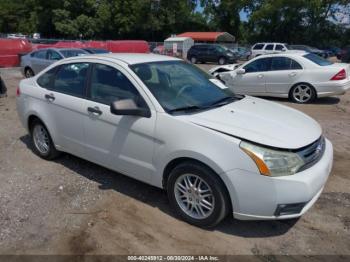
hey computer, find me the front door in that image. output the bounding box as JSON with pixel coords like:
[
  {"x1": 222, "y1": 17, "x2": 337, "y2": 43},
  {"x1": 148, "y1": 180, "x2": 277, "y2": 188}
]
[{"x1": 83, "y1": 63, "x2": 156, "y2": 183}]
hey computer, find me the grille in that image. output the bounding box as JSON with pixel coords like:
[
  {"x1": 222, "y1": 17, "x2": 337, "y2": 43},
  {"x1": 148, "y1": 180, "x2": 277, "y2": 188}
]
[{"x1": 297, "y1": 136, "x2": 326, "y2": 172}]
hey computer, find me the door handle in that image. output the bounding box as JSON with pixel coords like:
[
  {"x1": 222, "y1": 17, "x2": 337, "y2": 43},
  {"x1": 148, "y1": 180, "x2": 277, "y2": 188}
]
[
  {"x1": 258, "y1": 74, "x2": 264, "y2": 78},
  {"x1": 289, "y1": 72, "x2": 297, "y2": 77},
  {"x1": 44, "y1": 93, "x2": 55, "y2": 101},
  {"x1": 87, "y1": 106, "x2": 102, "y2": 115}
]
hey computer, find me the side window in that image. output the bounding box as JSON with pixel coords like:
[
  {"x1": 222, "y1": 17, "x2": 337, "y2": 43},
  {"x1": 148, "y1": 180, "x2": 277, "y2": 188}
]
[
  {"x1": 265, "y1": 44, "x2": 274, "y2": 50},
  {"x1": 198, "y1": 46, "x2": 209, "y2": 53},
  {"x1": 52, "y1": 63, "x2": 89, "y2": 97},
  {"x1": 275, "y1": 45, "x2": 284, "y2": 51},
  {"x1": 270, "y1": 57, "x2": 303, "y2": 71},
  {"x1": 48, "y1": 50, "x2": 62, "y2": 61},
  {"x1": 290, "y1": 59, "x2": 303, "y2": 70},
  {"x1": 90, "y1": 64, "x2": 142, "y2": 106},
  {"x1": 253, "y1": 44, "x2": 264, "y2": 50},
  {"x1": 37, "y1": 67, "x2": 57, "y2": 89},
  {"x1": 33, "y1": 50, "x2": 47, "y2": 59},
  {"x1": 243, "y1": 58, "x2": 271, "y2": 73},
  {"x1": 271, "y1": 57, "x2": 292, "y2": 71}
]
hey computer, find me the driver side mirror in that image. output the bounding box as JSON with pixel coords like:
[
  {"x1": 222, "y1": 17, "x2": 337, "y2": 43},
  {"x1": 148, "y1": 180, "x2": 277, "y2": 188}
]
[
  {"x1": 236, "y1": 68, "x2": 246, "y2": 75},
  {"x1": 281, "y1": 48, "x2": 287, "y2": 52},
  {"x1": 110, "y1": 99, "x2": 151, "y2": 118}
]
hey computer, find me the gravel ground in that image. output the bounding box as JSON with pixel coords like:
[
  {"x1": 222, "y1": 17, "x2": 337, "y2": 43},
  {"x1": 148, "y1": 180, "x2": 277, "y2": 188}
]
[{"x1": 0, "y1": 66, "x2": 349, "y2": 257}]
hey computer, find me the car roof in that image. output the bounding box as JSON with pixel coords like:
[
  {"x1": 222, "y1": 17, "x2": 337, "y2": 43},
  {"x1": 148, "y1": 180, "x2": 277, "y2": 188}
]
[
  {"x1": 62, "y1": 53, "x2": 181, "y2": 65},
  {"x1": 254, "y1": 42, "x2": 286, "y2": 44},
  {"x1": 257, "y1": 51, "x2": 307, "y2": 58},
  {"x1": 33, "y1": 48, "x2": 87, "y2": 52}
]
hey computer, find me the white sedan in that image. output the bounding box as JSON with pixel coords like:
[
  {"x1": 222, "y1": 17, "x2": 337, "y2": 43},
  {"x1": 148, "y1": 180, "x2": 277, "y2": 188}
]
[
  {"x1": 17, "y1": 53, "x2": 332, "y2": 227},
  {"x1": 209, "y1": 52, "x2": 350, "y2": 103}
]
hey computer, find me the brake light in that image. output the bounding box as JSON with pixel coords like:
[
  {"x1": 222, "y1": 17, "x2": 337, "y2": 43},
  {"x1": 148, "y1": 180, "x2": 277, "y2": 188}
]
[
  {"x1": 16, "y1": 86, "x2": 21, "y2": 96},
  {"x1": 331, "y1": 69, "x2": 346, "y2": 81}
]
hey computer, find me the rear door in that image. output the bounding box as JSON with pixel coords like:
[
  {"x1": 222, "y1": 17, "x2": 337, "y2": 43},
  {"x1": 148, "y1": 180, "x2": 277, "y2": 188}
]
[
  {"x1": 44, "y1": 62, "x2": 90, "y2": 156},
  {"x1": 226, "y1": 57, "x2": 271, "y2": 95},
  {"x1": 83, "y1": 62, "x2": 157, "y2": 182},
  {"x1": 31, "y1": 50, "x2": 49, "y2": 74},
  {"x1": 265, "y1": 56, "x2": 303, "y2": 94}
]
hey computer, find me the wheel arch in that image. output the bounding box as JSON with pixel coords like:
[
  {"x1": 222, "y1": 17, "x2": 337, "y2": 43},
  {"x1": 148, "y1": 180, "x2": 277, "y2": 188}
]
[
  {"x1": 24, "y1": 66, "x2": 34, "y2": 73},
  {"x1": 162, "y1": 157, "x2": 233, "y2": 213},
  {"x1": 27, "y1": 114, "x2": 45, "y2": 133}
]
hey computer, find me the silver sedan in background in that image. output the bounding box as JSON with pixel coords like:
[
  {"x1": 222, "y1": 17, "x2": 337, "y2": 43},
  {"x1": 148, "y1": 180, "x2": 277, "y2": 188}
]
[{"x1": 21, "y1": 48, "x2": 89, "y2": 78}]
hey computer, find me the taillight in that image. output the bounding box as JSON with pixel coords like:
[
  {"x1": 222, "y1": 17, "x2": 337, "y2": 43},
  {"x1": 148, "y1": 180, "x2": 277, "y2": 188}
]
[
  {"x1": 330, "y1": 69, "x2": 346, "y2": 81},
  {"x1": 16, "y1": 86, "x2": 21, "y2": 96}
]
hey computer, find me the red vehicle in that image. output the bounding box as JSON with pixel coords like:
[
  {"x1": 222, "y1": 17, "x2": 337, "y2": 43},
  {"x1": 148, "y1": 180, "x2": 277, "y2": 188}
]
[
  {"x1": 0, "y1": 39, "x2": 32, "y2": 67},
  {"x1": 106, "y1": 40, "x2": 149, "y2": 53}
]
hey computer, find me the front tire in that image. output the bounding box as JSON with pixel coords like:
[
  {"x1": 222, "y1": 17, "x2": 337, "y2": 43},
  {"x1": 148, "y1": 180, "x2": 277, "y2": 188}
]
[
  {"x1": 167, "y1": 162, "x2": 230, "y2": 228},
  {"x1": 218, "y1": 57, "x2": 226, "y2": 65},
  {"x1": 30, "y1": 119, "x2": 60, "y2": 160},
  {"x1": 289, "y1": 83, "x2": 316, "y2": 104}
]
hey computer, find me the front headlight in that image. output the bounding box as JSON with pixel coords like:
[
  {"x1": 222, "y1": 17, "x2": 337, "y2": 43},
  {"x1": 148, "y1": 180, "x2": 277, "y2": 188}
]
[{"x1": 240, "y1": 141, "x2": 305, "y2": 177}]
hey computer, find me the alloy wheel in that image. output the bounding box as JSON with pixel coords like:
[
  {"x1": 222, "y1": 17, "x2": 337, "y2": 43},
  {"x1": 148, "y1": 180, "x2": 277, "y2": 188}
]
[
  {"x1": 292, "y1": 84, "x2": 313, "y2": 103},
  {"x1": 219, "y1": 58, "x2": 226, "y2": 65},
  {"x1": 174, "y1": 174, "x2": 215, "y2": 219},
  {"x1": 33, "y1": 124, "x2": 50, "y2": 154}
]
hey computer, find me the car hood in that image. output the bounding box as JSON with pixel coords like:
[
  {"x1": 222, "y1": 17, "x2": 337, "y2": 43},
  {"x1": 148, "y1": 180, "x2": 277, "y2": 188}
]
[{"x1": 177, "y1": 96, "x2": 322, "y2": 149}]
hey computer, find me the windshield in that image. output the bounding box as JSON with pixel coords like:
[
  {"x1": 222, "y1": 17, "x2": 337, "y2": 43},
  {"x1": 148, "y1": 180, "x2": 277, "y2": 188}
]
[
  {"x1": 130, "y1": 61, "x2": 236, "y2": 113},
  {"x1": 90, "y1": 49, "x2": 109, "y2": 54},
  {"x1": 217, "y1": 45, "x2": 228, "y2": 52},
  {"x1": 303, "y1": 53, "x2": 333, "y2": 66}
]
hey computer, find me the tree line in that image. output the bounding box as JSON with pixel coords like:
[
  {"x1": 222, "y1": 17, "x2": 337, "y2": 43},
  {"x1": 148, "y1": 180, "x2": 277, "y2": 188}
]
[{"x1": 0, "y1": 0, "x2": 349, "y2": 47}]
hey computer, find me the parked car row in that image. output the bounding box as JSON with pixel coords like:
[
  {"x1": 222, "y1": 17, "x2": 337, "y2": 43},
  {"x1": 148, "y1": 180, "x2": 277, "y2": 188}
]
[
  {"x1": 21, "y1": 47, "x2": 109, "y2": 77},
  {"x1": 209, "y1": 51, "x2": 350, "y2": 103},
  {"x1": 17, "y1": 53, "x2": 333, "y2": 228},
  {"x1": 339, "y1": 46, "x2": 350, "y2": 63},
  {"x1": 250, "y1": 42, "x2": 331, "y2": 59}
]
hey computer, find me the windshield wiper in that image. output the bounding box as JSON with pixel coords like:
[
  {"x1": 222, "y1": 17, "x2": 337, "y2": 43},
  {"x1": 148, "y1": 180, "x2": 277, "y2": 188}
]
[
  {"x1": 209, "y1": 96, "x2": 236, "y2": 107},
  {"x1": 168, "y1": 105, "x2": 205, "y2": 113}
]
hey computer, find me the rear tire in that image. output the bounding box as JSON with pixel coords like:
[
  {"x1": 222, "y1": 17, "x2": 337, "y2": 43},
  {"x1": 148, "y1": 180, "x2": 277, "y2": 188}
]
[
  {"x1": 289, "y1": 83, "x2": 316, "y2": 104},
  {"x1": 25, "y1": 68, "x2": 34, "y2": 78},
  {"x1": 167, "y1": 161, "x2": 230, "y2": 228},
  {"x1": 30, "y1": 119, "x2": 60, "y2": 160}
]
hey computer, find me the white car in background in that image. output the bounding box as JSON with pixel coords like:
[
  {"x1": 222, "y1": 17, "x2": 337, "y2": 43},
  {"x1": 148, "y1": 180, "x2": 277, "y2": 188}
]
[
  {"x1": 250, "y1": 42, "x2": 289, "y2": 58},
  {"x1": 210, "y1": 52, "x2": 350, "y2": 103},
  {"x1": 17, "y1": 53, "x2": 333, "y2": 227}
]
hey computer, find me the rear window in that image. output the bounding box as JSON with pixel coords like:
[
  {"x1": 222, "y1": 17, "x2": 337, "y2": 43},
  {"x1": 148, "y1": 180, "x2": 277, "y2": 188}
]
[
  {"x1": 303, "y1": 53, "x2": 333, "y2": 66},
  {"x1": 253, "y1": 44, "x2": 264, "y2": 50},
  {"x1": 275, "y1": 44, "x2": 285, "y2": 51}
]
